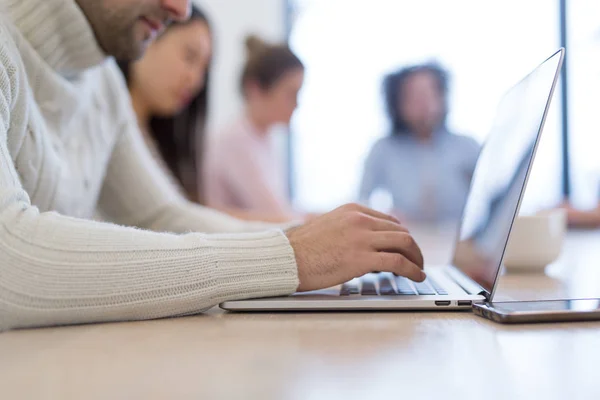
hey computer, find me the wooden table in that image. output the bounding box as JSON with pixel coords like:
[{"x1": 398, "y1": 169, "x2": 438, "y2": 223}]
[{"x1": 2, "y1": 229, "x2": 600, "y2": 400}]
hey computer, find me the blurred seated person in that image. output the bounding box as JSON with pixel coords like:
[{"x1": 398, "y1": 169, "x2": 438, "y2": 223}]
[
  {"x1": 561, "y1": 200, "x2": 600, "y2": 229},
  {"x1": 118, "y1": 8, "x2": 288, "y2": 223},
  {"x1": 204, "y1": 35, "x2": 307, "y2": 221},
  {"x1": 359, "y1": 63, "x2": 480, "y2": 224}
]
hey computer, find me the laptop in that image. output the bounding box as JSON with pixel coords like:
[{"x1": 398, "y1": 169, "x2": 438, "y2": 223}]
[{"x1": 220, "y1": 48, "x2": 565, "y2": 312}]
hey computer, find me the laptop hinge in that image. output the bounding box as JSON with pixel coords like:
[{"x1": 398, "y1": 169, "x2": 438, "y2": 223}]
[{"x1": 479, "y1": 290, "x2": 491, "y2": 302}]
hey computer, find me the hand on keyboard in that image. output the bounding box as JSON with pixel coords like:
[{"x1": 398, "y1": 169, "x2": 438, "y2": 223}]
[
  {"x1": 286, "y1": 203, "x2": 425, "y2": 292},
  {"x1": 341, "y1": 274, "x2": 448, "y2": 296}
]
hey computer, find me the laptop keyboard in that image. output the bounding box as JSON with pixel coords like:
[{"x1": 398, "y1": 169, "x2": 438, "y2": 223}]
[{"x1": 340, "y1": 273, "x2": 448, "y2": 296}]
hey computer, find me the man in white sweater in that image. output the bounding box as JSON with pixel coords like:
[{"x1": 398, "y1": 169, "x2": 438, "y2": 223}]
[{"x1": 0, "y1": 0, "x2": 424, "y2": 331}]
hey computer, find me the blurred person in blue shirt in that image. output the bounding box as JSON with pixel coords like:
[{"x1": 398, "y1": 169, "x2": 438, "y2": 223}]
[{"x1": 360, "y1": 63, "x2": 480, "y2": 224}]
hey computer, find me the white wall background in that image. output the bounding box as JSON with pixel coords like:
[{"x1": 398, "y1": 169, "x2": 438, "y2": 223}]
[
  {"x1": 194, "y1": 0, "x2": 287, "y2": 134},
  {"x1": 289, "y1": 0, "x2": 562, "y2": 214}
]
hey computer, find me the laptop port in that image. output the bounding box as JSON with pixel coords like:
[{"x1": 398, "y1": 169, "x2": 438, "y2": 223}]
[
  {"x1": 458, "y1": 301, "x2": 472, "y2": 307},
  {"x1": 435, "y1": 301, "x2": 451, "y2": 306}
]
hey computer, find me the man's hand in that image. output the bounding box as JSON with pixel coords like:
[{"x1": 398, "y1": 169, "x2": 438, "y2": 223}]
[{"x1": 286, "y1": 203, "x2": 425, "y2": 292}]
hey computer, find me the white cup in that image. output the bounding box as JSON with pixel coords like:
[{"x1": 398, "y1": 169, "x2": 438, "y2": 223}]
[{"x1": 503, "y1": 209, "x2": 567, "y2": 273}]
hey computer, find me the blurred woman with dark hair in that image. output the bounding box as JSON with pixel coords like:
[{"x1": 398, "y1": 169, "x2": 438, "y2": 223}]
[
  {"x1": 118, "y1": 6, "x2": 211, "y2": 204},
  {"x1": 204, "y1": 35, "x2": 306, "y2": 221},
  {"x1": 360, "y1": 63, "x2": 480, "y2": 224}
]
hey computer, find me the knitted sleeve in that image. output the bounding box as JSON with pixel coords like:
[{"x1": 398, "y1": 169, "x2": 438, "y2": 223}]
[{"x1": 0, "y1": 45, "x2": 298, "y2": 332}]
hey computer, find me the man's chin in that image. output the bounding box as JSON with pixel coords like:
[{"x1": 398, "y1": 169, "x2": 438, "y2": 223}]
[
  {"x1": 111, "y1": 25, "x2": 155, "y2": 61},
  {"x1": 114, "y1": 40, "x2": 151, "y2": 62}
]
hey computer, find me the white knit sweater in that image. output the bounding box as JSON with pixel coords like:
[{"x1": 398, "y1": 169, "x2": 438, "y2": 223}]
[{"x1": 0, "y1": 0, "x2": 299, "y2": 331}]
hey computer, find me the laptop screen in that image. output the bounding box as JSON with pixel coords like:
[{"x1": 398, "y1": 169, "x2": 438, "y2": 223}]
[{"x1": 451, "y1": 49, "x2": 564, "y2": 298}]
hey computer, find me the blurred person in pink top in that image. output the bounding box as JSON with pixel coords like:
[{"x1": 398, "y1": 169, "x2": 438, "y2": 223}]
[{"x1": 204, "y1": 35, "x2": 306, "y2": 221}]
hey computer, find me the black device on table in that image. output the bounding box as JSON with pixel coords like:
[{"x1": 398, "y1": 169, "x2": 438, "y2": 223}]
[{"x1": 473, "y1": 299, "x2": 600, "y2": 324}]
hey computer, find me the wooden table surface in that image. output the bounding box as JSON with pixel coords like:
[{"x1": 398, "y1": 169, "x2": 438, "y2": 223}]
[{"x1": 2, "y1": 228, "x2": 600, "y2": 400}]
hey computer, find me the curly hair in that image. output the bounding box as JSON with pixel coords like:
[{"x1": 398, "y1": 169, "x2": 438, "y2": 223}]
[{"x1": 383, "y1": 62, "x2": 449, "y2": 135}]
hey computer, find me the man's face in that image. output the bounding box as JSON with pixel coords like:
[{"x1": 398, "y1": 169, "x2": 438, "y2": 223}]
[{"x1": 75, "y1": 0, "x2": 191, "y2": 61}]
